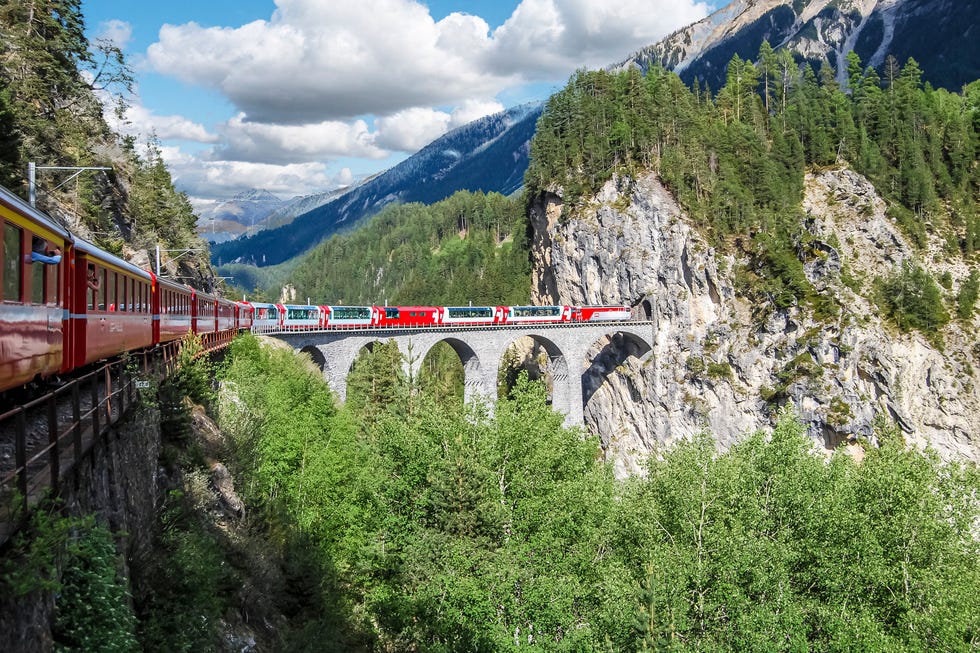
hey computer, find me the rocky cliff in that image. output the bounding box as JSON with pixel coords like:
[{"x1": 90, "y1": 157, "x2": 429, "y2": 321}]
[{"x1": 530, "y1": 168, "x2": 980, "y2": 477}]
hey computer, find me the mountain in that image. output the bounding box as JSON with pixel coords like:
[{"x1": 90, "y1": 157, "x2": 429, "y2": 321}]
[
  {"x1": 252, "y1": 187, "x2": 348, "y2": 234},
  {"x1": 619, "y1": 0, "x2": 980, "y2": 92},
  {"x1": 210, "y1": 102, "x2": 542, "y2": 266},
  {"x1": 215, "y1": 0, "x2": 979, "y2": 268},
  {"x1": 196, "y1": 189, "x2": 285, "y2": 243}
]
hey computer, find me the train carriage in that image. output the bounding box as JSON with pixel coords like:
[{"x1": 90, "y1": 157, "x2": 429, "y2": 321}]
[
  {"x1": 437, "y1": 305, "x2": 502, "y2": 326},
  {"x1": 503, "y1": 305, "x2": 572, "y2": 324},
  {"x1": 282, "y1": 304, "x2": 323, "y2": 331},
  {"x1": 153, "y1": 275, "x2": 193, "y2": 343},
  {"x1": 71, "y1": 236, "x2": 154, "y2": 368},
  {"x1": 323, "y1": 305, "x2": 374, "y2": 329},
  {"x1": 216, "y1": 296, "x2": 237, "y2": 333},
  {"x1": 192, "y1": 289, "x2": 218, "y2": 335},
  {"x1": 0, "y1": 186, "x2": 71, "y2": 393},
  {"x1": 376, "y1": 305, "x2": 440, "y2": 328},
  {"x1": 244, "y1": 301, "x2": 283, "y2": 332},
  {"x1": 575, "y1": 305, "x2": 632, "y2": 322},
  {"x1": 235, "y1": 301, "x2": 254, "y2": 331}
]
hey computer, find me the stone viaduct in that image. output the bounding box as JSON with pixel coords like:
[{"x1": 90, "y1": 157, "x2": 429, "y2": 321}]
[{"x1": 268, "y1": 322, "x2": 654, "y2": 427}]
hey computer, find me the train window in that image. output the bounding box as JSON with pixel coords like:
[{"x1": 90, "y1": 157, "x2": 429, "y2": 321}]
[
  {"x1": 31, "y1": 251, "x2": 44, "y2": 304},
  {"x1": 108, "y1": 272, "x2": 116, "y2": 310},
  {"x1": 3, "y1": 223, "x2": 21, "y2": 301},
  {"x1": 47, "y1": 257, "x2": 58, "y2": 304},
  {"x1": 120, "y1": 277, "x2": 128, "y2": 312}
]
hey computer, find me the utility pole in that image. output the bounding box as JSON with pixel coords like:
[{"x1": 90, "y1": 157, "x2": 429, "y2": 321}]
[{"x1": 28, "y1": 162, "x2": 112, "y2": 207}]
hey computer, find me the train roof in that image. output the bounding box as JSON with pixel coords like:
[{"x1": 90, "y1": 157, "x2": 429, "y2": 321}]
[
  {"x1": 0, "y1": 184, "x2": 73, "y2": 242},
  {"x1": 156, "y1": 276, "x2": 193, "y2": 292},
  {"x1": 73, "y1": 234, "x2": 152, "y2": 279}
]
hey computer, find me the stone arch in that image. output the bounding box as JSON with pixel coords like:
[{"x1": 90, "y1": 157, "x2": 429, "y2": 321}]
[
  {"x1": 432, "y1": 337, "x2": 480, "y2": 374},
  {"x1": 498, "y1": 333, "x2": 570, "y2": 412},
  {"x1": 417, "y1": 337, "x2": 488, "y2": 405},
  {"x1": 343, "y1": 338, "x2": 399, "y2": 400},
  {"x1": 299, "y1": 345, "x2": 326, "y2": 372},
  {"x1": 581, "y1": 331, "x2": 653, "y2": 407}
]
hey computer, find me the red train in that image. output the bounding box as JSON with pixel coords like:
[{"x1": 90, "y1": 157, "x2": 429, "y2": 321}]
[
  {"x1": 1, "y1": 181, "x2": 633, "y2": 395},
  {"x1": 0, "y1": 185, "x2": 250, "y2": 395},
  {"x1": 246, "y1": 302, "x2": 632, "y2": 331}
]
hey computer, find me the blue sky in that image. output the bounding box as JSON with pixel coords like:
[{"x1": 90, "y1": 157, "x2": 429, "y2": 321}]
[{"x1": 81, "y1": 0, "x2": 723, "y2": 209}]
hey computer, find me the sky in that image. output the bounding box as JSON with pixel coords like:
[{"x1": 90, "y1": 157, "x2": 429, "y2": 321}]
[{"x1": 81, "y1": 0, "x2": 724, "y2": 210}]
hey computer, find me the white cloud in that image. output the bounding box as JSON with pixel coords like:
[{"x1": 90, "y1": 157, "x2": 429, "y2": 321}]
[
  {"x1": 124, "y1": 105, "x2": 218, "y2": 143},
  {"x1": 488, "y1": 0, "x2": 712, "y2": 77},
  {"x1": 146, "y1": 0, "x2": 709, "y2": 125},
  {"x1": 374, "y1": 107, "x2": 452, "y2": 152},
  {"x1": 449, "y1": 99, "x2": 507, "y2": 130},
  {"x1": 147, "y1": 2, "x2": 508, "y2": 124},
  {"x1": 213, "y1": 114, "x2": 388, "y2": 164},
  {"x1": 165, "y1": 155, "x2": 344, "y2": 201},
  {"x1": 135, "y1": 0, "x2": 714, "y2": 203},
  {"x1": 373, "y1": 99, "x2": 504, "y2": 152},
  {"x1": 95, "y1": 19, "x2": 133, "y2": 49}
]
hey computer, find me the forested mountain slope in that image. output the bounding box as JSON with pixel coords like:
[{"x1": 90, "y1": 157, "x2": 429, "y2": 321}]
[
  {"x1": 621, "y1": 0, "x2": 980, "y2": 95},
  {"x1": 217, "y1": 0, "x2": 979, "y2": 275}
]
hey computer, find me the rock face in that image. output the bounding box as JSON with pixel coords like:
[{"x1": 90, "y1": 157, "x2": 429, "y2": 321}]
[
  {"x1": 0, "y1": 403, "x2": 162, "y2": 653},
  {"x1": 530, "y1": 168, "x2": 980, "y2": 477}
]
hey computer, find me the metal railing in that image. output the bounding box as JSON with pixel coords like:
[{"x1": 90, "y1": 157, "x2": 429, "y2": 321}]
[{"x1": 0, "y1": 340, "x2": 184, "y2": 544}]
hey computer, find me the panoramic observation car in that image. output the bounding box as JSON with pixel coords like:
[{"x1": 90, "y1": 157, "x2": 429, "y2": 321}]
[
  {"x1": 281, "y1": 304, "x2": 323, "y2": 330},
  {"x1": 323, "y1": 305, "x2": 374, "y2": 329},
  {"x1": 437, "y1": 305, "x2": 502, "y2": 326},
  {"x1": 243, "y1": 301, "x2": 282, "y2": 332},
  {"x1": 503, "y1": 305, "x2": 573, "y2": 323}
]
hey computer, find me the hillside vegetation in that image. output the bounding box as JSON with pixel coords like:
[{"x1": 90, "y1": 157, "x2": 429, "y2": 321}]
[
  {"x1": 161, "y1": 335, "x2": 977, "y2": 651},
  {"x1": 0, "y1": 0, "x2": 211, "y2": 280}
]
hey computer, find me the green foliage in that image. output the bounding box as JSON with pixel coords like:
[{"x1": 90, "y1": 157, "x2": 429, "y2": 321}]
[
  {"x1": 54, "y1": 520, "x2": 139, "y2": 653},
  {"x1": 877, "y1": 262, "x2": 949, "y2": 337},
  {"x1": 956, "y1": 268, "x2": 980, "y2": 320},
  {"x1": 525, "y1": 50, "x2": 980, "y2": 334},
  {"x1": 288, "y1": 190, "x2": 531, "y2": 305},
  {"x1": 215, "y1": 339, "x2": 980, "y2": 651},
  {"x1": 127, "y1": 141, "x2": 200, "y2": 247},
  {"x1": 346, "y1": 340, "x2": 408, "y2": 419},
  {"x1": 168, "y1": 335, "x2": 215, "y2": 408},
  {"x1": 0, "y1": 506, "x2": 138, "y2": 652},
  {"x1": 613, "y1": 411, "x2": 980, "y2": 651},
  {"x1": 135, "y1": 489, "x2": 239, "y2": 653},
  {"x1": 417, "y1": 341, "x2": 465, "y2": 408},
  {"x1": 1, "y1": 501, "x2": 77, "y2": 596}
]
